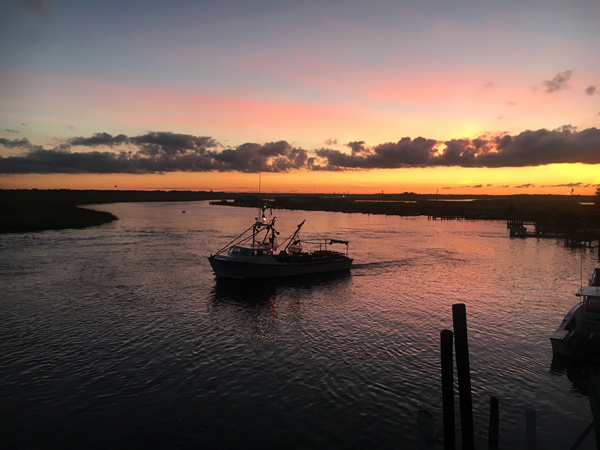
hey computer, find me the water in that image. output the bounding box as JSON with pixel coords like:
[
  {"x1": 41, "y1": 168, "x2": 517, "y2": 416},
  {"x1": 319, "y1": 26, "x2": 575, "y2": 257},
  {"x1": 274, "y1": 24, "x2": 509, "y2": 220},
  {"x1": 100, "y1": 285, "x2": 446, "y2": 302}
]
[{"x1": 1, "y1": 201, "x2": 598, "y2": 449}]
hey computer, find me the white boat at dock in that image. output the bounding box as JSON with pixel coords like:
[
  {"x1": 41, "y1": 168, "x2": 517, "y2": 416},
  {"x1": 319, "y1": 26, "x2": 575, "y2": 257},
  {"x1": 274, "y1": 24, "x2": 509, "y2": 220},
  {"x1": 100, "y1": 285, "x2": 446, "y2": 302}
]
[
  {"x1": 208, "y1": 206, "x2": 353, "y2": 280},
  {"x1": 550, "y1": 264, "x2": 600, "y2": 359}
]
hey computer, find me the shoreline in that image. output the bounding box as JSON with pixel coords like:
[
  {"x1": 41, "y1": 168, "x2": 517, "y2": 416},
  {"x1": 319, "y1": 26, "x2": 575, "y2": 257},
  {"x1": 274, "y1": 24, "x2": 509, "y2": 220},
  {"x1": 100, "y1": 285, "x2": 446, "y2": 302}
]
[
  {"x1": 0, "y1": 189, "x2": 227, "y2": 234},
  {"x1": 0, "y1": 203, "x2": 118, "y2": 234},
  {"x1": 1, "y1": 189, "x2": 598, "y2": 233}
]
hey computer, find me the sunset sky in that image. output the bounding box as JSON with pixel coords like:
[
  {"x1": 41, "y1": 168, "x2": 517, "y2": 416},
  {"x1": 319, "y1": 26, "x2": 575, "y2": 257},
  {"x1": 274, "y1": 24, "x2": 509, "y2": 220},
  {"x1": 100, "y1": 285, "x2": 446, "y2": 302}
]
[{"x1": 1, "y1": 0, "x2": 599, "y2": 194}]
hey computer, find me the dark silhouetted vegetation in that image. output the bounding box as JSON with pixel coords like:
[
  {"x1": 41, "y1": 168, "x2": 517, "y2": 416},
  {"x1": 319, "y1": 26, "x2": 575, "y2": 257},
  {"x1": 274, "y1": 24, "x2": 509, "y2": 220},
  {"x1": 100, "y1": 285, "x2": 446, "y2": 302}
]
[
  {"x1": 1, "y1": 189, "x2": 599, "y2": 233},
  {"x1": 0, "y1": 189, "x2": 227, "y2": 233}
]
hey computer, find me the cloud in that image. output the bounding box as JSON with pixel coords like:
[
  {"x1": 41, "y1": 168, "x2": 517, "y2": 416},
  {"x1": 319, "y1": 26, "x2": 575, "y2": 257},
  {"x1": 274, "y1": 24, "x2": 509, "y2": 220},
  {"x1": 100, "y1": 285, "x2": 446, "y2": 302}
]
[
  {"x1": 212, "y1": 141, "x2": 308, "y2": 173},
  {"x1": 0, "y1": 132, "x2": 307, "y2": 174},
  {"x1": 315, "y1": 126, "x2": 600, "y2": 169},
  {"x1": 2, "y1": 126, "x2": 600, "y2": 174},
  {"x1": 316, "y1": 137, "x2": 437, "y2": 169},
  {"x1": 585, "y1": 86, "x2": 598, "y2": 96},
  {"x1": 69, "y1": 132, "x2": 130, "y2": 147},
  {"x1": 543, "y1": 70, "x2": 572, "y2": 93},
  {"x1": 4, "y1": 129, "x2": 19, "y2": 134},
  {"x1": 0, "y1": 137, "x2": 41, "y2": 150},
  {"x1": 21, "y1": 0, "x2": 52, "y2": 18},
  {"x1": 346, "y1": 141, "x2": 367, "y2": 156},
  {"x1": 542, "y1": 182, "x2": 583, "y2": 188}
]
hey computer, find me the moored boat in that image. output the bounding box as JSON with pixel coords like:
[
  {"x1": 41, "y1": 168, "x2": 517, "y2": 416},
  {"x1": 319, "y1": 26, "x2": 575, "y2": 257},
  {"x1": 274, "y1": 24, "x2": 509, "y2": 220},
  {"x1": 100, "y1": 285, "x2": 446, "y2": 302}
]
[
  {"x1": 550, "y1": 264, "x2": 600, "y2": 359},
  {"x1": 208, "y1": 207, "x2": 353, "y2": 280}
]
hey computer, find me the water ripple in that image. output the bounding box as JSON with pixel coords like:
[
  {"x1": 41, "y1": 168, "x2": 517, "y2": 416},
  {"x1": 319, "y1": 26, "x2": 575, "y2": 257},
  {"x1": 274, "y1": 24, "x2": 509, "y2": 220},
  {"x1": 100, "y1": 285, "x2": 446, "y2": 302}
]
[{"x1": 1, "y1": 205, "x2": 597, "y2": 449}]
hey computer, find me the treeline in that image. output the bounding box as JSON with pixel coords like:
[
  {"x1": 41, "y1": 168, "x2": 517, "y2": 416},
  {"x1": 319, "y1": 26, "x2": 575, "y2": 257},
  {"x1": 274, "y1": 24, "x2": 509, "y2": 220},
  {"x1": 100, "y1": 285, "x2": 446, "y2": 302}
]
[
  {"x1": 1, "y1": 189, "x2": 598, "y2": 233},
  {"x1": 216, "y1": 193, "x2": 600, "y2": 229}
]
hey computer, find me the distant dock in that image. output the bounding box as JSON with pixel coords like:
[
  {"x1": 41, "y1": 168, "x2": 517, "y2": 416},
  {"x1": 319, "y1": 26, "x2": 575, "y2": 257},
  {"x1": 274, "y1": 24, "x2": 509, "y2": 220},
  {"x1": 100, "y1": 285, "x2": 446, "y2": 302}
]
[
  {"x1": 507, "y1": 219, "x2": 600, "y2": 255},
  {"x1": 507, "y1": 220, "x2": 568, "y2": 238}
]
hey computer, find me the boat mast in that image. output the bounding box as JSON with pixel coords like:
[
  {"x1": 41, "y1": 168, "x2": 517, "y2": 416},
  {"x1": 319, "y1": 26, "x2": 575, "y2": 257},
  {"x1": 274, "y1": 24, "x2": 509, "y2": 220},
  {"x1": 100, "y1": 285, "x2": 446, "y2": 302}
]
[{"x1": 253, "y1": 200, "x2": 276, "y2": 248}]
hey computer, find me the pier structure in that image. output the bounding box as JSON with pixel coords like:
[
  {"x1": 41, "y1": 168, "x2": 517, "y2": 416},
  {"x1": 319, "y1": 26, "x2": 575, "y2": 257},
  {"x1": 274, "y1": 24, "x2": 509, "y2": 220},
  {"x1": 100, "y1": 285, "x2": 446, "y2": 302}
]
[{"x1": 417, "y1": 304, "x2": 598, "y2": 449}]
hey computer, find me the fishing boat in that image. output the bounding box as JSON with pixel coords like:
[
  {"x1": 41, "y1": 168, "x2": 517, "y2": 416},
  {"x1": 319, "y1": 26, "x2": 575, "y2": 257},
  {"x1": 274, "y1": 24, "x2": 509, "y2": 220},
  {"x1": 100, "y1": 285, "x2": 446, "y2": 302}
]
[
  {"x1": 550, "y1": 264, "x2": 600, "y2": 359},
  {"x1": 208, "y1": 207, "x2": 353, "y2": 280}
]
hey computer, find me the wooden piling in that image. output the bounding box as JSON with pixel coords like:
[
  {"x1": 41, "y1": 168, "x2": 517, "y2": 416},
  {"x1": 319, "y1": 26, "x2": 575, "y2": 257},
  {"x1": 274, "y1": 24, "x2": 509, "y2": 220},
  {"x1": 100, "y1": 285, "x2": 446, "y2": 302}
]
[
  {"x1": 452, "y1": 303, "x2": 474, "y2": 450},
  {"x1": 526, "y1": 409, "x2": 536, "y2": 450},
  {"x1": 417, "y1": 410, "x2": 434, "y2": 449},
  {"x1": 441, "y1": 329, "x2": 455, "y2": 450},
  {"x1": 489, "y1": 396, "x2": 499, "y2": 450}
]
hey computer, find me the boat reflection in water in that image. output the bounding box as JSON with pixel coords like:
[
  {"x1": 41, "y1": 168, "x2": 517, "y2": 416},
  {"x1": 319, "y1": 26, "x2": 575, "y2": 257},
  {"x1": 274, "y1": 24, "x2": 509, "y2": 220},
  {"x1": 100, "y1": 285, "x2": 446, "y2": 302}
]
[
  {"x1": 210, "y1": 270, "x2": 353, "y2": 303},
  {"x1": 550, "y1": 357, "x2": 600, "y2": 447},
  {"x1": 209, "y1": 272, "x2": 352, "y2": 341},
  {"x1": 208, "y1": 205, "x2": 352, "y2": 280}
]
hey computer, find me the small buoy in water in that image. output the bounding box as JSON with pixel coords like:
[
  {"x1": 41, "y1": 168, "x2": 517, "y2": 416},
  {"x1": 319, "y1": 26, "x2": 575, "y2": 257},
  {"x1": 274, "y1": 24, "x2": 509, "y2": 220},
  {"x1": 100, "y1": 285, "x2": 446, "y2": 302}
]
[{"x1": 182, "y1": 210, "x2": 186, "y2": 213}]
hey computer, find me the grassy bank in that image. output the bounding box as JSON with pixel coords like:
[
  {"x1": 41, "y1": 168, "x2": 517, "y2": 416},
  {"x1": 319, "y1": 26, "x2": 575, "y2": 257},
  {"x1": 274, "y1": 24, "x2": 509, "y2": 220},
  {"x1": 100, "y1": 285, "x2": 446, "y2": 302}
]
[
  {"x1": 0, "y1": 189, "x2": 228, "y2": 233},
  {"x1": 1, "y1": 189, "x2": 598, "y2": 233},
  {"x1": 0, "y1": 201, "x2": 118, "y2": 233}
]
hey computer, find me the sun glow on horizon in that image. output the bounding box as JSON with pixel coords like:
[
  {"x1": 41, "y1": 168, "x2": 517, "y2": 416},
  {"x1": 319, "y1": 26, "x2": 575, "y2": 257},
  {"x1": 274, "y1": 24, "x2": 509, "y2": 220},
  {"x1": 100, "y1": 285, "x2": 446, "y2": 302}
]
[
  {"x1": 2, "y1": 163, "x2": 598, "y2": 196},
  {"x1": 1, "y1": 2, "x2": 599, "y2": 196}
]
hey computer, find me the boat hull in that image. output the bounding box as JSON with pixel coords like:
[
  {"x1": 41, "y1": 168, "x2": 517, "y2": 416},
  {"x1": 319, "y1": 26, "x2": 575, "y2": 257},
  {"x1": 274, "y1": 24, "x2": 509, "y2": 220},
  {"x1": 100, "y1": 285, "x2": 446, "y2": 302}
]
[
  {"x1": 208, "y1": 255, "x2": 353, "y2": 280},
  {"x1": 550, "y1": 329, "x2": 572, "y2": 357},
  {"x1": 550, "y1": 303, "x2": 600, "y2": 360}
]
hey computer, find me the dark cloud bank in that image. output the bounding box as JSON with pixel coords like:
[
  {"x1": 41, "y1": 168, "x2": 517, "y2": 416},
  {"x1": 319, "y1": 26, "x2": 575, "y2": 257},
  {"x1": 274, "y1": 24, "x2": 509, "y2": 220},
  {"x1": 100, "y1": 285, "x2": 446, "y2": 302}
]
[{"x1": 1, "y1": 127, "x2": 600, "y2": 175}]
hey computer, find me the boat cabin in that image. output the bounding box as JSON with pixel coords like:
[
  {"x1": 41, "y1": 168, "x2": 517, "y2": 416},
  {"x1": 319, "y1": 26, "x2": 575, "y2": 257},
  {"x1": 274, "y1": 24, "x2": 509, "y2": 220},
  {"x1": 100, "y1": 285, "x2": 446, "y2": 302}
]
[
  {"x1": 575, "y1": 286, "x2": 600, "y2": 334},
  {"x1": 227, "y1": 245, "x2": 273, "y2": 257},
  {"x1": 591, "y1": 265, "x2": 600, "y2": 287}
]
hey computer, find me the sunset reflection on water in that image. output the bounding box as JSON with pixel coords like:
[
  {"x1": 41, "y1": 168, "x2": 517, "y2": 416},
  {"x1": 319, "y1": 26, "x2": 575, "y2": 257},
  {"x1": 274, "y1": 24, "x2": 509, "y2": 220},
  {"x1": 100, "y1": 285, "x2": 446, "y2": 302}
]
[{"x1": 1, "y1": 201, "x2": 598, "y2": 449}]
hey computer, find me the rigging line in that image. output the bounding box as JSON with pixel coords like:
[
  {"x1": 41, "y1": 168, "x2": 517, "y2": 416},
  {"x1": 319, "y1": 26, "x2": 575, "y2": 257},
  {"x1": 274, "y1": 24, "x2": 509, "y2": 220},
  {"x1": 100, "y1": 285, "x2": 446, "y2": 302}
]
[
  {"x1": 581, "y1": 251, "x2": 584, "y2": 291},
  {"x1": 212, "y1": 224, "x2": 254, "y2": 255},
  {"x1": 306, "y1": 221, "x2": 327, "y2": 241}
]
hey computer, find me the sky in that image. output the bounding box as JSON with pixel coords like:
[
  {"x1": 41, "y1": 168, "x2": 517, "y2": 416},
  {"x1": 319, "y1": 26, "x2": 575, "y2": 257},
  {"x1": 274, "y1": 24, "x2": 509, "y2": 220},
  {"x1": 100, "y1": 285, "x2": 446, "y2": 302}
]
[{"x1": 1, "y1": 0, "x2": 599, "y2": 195}]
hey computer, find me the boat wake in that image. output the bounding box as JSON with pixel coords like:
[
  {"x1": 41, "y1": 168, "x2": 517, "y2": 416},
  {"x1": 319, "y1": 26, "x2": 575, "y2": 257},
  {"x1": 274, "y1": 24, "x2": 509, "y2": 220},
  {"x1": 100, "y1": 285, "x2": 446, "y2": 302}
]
[{"x1": 351, "y1": 258, "x2": 416, "y2": 272}]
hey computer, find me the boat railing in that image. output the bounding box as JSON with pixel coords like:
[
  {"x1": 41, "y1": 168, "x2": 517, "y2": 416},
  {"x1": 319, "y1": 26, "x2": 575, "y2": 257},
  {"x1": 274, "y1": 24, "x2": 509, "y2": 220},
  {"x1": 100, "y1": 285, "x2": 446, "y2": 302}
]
[{"x1": 302, "y1": 238, "x2": 350, "y2": 256}]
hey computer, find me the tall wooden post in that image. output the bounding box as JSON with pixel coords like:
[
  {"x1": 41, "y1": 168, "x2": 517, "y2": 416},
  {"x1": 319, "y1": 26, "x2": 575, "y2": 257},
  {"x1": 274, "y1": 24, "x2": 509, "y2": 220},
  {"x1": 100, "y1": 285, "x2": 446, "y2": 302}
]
[
  {"x1": 417, "y1": 410, "x2": 434, "y2": 449},
  {"x1": 441, "y1": 329, "x2": 455, "y2": 450},
  {"x1": 526, "y1": 409, "x2": 536, "y2": 450},
  {"x1": 452, "y1": 303, "x2": 474, "y2": 450},
  {"x1": 489, "y1": 396, "x2": 499, "y2": 450}
]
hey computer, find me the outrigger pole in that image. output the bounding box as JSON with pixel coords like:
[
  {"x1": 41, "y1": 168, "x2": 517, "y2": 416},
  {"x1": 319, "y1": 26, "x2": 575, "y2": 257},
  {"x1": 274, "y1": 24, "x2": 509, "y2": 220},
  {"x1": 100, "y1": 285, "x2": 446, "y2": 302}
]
[{"x1": 282, "y1": 220, "x2": 305, "y2": 252}]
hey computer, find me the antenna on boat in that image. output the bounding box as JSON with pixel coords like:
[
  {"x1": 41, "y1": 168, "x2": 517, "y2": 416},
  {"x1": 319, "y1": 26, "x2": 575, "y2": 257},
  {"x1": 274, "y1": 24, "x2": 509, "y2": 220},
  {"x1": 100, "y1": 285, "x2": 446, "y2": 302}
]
[
  {"x1": 581, "y1": 251, "x2": 584, "y2": 291},
  {"x1": 258, "y1": 153, "x2": 262, "y2": 194}
]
